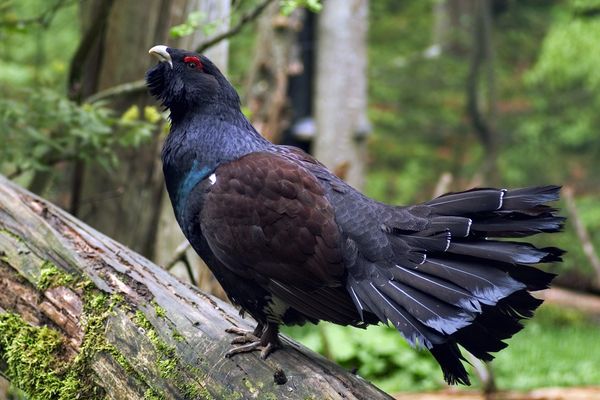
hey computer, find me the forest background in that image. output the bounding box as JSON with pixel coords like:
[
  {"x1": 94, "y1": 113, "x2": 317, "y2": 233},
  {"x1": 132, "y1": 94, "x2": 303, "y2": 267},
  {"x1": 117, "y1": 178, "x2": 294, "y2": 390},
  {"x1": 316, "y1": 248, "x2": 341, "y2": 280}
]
[{"x1": 1, "y1": 0, "x2": 600, "y2": 396}]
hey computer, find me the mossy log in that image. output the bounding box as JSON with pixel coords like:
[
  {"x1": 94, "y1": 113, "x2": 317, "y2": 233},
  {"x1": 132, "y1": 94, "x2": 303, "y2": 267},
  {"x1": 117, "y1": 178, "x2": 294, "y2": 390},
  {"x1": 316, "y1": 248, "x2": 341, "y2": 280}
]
[{"x1": 0, "y1": 175, "x2": 392, "y2": 400}]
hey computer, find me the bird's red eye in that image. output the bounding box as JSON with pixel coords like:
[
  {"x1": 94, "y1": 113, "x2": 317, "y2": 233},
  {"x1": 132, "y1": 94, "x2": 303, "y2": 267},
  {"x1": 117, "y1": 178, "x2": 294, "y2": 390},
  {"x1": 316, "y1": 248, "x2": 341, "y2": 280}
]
[{"x1": 183, "y1": 56, "x2": 202, "y2": 70}]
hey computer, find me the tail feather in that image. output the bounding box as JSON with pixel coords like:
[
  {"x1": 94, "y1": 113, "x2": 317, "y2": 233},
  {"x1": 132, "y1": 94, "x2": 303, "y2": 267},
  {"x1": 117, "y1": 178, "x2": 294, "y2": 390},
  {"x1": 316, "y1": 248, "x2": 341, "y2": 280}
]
[
  {"x1": 424, "y1": 189, "x2": 504, "y2": 215},
  {"x1": 388, "y1": 264, "x2": 483, "y2": 313},
  {"x1": 430, "y1": 343, "x2": 470, "y2": 385},
  {"x1": 347, "y1": 185, "x2": 563, "y2": 385},
  {"x1": 502, "y1": 185, "x2": 560, "y2": 209},
  {"x1": 448, "y1": 241, "x2": 562, "y2": 264},
  {"x1": 349, "y1": 276, "x2": 446, "y2": 348},
  {"x1": 419, "y1": 258, "x2": 525, "y2": 304},
  {"x1": 471, "y1": 214, "x2": 565, "y2": 237},
  {"x1": 373, "y1": 275, "x2": 475, "y2": 335}
]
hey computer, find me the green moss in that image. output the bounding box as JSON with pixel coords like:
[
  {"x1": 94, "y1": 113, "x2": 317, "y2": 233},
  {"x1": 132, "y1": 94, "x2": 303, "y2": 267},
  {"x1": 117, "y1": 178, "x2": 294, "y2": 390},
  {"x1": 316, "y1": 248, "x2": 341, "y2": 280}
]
[
  {"x1": 172, "y1": 330, "x2": 185, "y2": 342},
  {"x1": 151, "y1": 300, "x2": 167, "y2": 318},
  {"x1": 106, "y1": 344, "x2": 135, "y2": 374},
  {"x1": 133, "y1": 310, "x2": 152, "y2": 330},
  {"x1": 0, "y1": 313, "x2": 87, "y2": 399},
  {"x1": 242, "y1": 378, "x2": 259, "y2": 395},
  {"x1": 0, "y1": 286, "x2": 156, "y2": 399},
  {"x1": 132, "y1": 310, "x2": 219, "y2": 399},
  {"x1": 0, "y1": 228, "x2": 24, "y2": 243},
  {"x1": 182, "y1": 382, "x2": 212, "y2": 400},
  {"x1": 133, "y1": 310, "x2": 179, "y2": 379},
  {"x1": 149, "y1": 300, "x2": 186, "y2": 343},
  {"x1": 143, "y1": 388, "x2": 165, "y2": 400},
  {"x1": 36, "y1": 260, "x2": 75, "y2": 290}
]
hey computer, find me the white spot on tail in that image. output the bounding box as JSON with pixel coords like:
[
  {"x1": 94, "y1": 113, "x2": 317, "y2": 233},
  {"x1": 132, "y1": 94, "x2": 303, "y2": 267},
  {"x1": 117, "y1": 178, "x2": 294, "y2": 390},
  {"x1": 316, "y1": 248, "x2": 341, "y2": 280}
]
[
  {"x1": 443, "y1": 231, "x2": 451, "y2": 252},
  {"x1": 209, "y1": 173, "x2": 217, "y2": 184},
  {"x1": 497, "y1": 189, "x2": 507, "y2": 210}
]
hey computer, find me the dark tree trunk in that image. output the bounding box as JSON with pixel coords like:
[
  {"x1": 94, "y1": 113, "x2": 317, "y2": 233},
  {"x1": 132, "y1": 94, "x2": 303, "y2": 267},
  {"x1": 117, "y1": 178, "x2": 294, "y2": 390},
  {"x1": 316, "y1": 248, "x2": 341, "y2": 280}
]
[
  {"x1": 466, "y1": 0, "x2": 499, "y2": 186},
  {"x1": 0, "y1": 175, "x2": 392, "y2": 400}
]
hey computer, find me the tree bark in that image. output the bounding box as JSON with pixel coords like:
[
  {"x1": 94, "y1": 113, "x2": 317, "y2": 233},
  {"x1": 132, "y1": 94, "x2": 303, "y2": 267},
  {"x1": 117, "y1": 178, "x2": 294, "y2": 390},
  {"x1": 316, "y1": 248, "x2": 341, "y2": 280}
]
[
  {"x1": 314, "y1": 0, "x2": 370, "y2": 189},
  {"x1": 0, "y1": 175, "x2": 391, "y2": 400}
]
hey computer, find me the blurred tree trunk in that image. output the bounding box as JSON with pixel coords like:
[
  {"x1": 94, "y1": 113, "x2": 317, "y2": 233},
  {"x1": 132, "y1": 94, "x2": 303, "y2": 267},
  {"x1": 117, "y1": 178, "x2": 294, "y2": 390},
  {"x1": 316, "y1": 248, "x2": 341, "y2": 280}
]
[
  {"x1": 432, "y1": 0, "x2": 474, "y2": 56},
  {"x1": 62, "y1": 0, "x2": 230, "y2": 262},
  {"x1": 314, "y1": 0, "x2": 370, "y2": 189},
  {"x1": 466, "y1": 0, "x2": 499, "y2": 186},
  {"x1": 243, "y1": 3, "x2": 303, "y2": 143}
]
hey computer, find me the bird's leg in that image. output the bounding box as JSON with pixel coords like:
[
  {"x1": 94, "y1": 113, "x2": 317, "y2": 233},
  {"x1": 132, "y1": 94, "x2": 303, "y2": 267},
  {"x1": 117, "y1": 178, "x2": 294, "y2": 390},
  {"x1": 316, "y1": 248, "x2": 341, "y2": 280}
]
[
  {"x1": 225, "y1": 322, "x2": 281, "y2": 359},
  {"x1": 225, "y1": 322, "x2": 264, "y2": 344}
]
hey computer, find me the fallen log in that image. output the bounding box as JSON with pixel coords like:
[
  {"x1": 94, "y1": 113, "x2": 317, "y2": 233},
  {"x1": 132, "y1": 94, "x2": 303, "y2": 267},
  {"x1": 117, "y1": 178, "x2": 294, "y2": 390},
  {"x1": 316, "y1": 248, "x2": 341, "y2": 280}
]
[{"x1": 0, "y1": 175, "x2": 391, "y2": 400}]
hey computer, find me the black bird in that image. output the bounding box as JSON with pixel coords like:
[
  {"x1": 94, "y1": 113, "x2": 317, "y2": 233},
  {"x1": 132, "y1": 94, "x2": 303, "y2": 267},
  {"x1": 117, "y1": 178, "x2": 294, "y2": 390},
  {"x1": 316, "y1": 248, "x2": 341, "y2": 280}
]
[{"x1": 147, "y1": 45, "x2": 564, "y2": 385}]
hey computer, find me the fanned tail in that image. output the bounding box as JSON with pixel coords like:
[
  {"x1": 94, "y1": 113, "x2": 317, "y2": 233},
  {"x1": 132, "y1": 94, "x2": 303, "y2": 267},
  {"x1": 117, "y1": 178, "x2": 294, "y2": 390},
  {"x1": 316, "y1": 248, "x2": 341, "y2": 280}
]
[{"x1": 347, "y1": 185, "x2": 564, "y2": 385}]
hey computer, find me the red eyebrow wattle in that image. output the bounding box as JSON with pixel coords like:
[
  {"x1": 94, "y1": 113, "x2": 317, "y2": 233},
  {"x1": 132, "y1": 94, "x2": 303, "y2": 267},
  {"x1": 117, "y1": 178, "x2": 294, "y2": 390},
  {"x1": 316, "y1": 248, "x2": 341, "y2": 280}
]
[{"x1": 183, "y1": 56, "x2": 202, "y2": 69}]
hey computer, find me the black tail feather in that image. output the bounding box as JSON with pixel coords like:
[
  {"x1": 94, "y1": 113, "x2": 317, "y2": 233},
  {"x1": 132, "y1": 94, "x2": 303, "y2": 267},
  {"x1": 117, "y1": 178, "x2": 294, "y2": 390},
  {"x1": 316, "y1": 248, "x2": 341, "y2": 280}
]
[
  {"x1": 347, "y1": 185, "x2": 563, "y2": 385},
  {"x1": 430, "y1": 343, "x2": 470, "y2": 385}
]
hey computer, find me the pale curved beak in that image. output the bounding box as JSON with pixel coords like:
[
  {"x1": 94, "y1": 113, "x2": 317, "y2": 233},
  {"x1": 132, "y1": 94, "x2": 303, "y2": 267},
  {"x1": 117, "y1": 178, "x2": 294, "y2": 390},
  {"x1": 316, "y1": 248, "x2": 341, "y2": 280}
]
[{"x1": 149, "y1": 45, "x2": 173, "y2": 69}]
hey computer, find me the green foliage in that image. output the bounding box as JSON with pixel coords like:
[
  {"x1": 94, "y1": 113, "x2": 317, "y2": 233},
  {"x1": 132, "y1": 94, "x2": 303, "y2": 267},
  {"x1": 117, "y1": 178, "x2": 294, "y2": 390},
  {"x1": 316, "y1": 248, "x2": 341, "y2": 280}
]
[
  {"x1": 283, "y1": 323, "x2": 441, "y2": 392},
  {"x1": 285, "y1": 305, "x2": 600, "y2": 393},
  {"x1": 280, "y1": 0, "x2": 322, "y2": 15},
  {"x1": 367, "y1": 0, "x2": 473, "y2": 204},
  {"x1": 528, "y1": 12, "x2": 600, "y2": 91},
  {"x1": 170, "y1": 11, "x2": 218, "y2": 39},
  {"x1": 0, "y1": 0, "x2": 79, "y2": 90},
  {"x1": 0, "y1": 89, "x2": 155, "y2": 178},
  {"x1": 0, "y1": 0, "x2": 157, "y2": 186},
  {"x1": 493, "y1": 305, "x2": 600, "y2": 390}
]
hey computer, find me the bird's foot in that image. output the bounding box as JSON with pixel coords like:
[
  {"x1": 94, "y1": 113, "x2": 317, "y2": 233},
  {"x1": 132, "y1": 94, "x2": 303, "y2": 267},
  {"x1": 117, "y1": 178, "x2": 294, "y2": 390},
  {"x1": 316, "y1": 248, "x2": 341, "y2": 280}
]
[
  {"x1": 225, "y1": 323, "x2": 264, "y2": 344},
  {"x1": 224, "y1": 323, "x2": 280, "y2": 359},
  {"x1": 225, "y1": 340, "x2": 280, "y2": 359},
  {"x1": 225, "y1": 328, "x2": 259, "y2": 344}
]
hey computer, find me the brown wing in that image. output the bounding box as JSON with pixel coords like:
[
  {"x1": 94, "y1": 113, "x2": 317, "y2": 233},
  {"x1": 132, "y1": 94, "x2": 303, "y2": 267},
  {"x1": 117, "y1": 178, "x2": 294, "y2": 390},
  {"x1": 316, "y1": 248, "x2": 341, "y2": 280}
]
[{"x1": 200, "y1": 151, "x2": 346, "y2": 289}]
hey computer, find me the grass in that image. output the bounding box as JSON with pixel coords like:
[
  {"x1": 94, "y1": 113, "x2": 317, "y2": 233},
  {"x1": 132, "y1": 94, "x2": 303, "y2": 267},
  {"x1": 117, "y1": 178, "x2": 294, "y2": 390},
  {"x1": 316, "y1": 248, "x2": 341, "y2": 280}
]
[
  {"x1": 283, "y1": 304, "x2": 600, "y2": 393},
  {"x1": 492, "y1": 305, "x2": 600, "y2": 390}
]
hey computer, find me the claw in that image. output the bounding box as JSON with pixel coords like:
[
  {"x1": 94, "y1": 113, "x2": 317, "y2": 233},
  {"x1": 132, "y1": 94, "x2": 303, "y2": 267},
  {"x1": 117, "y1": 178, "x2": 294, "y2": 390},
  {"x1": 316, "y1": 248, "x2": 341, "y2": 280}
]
[
  {"x1": 231, "y1": 334, "x2": 258, "y2": 345},
  {"x1": 224, "y1": 339, "x2": 280, "y2": 359},
  {"x1": 225, "y1": 323, "x2": 264, "y2": 338},
  {"x1": 259, "y1": 342, "x2": 278, "y2": 359},
  {"x1": 225, "y1": 341, "x2": 261, "y2": 358},
  {"x1": 224, "y1": 323, "x2": 280, "y2": 359},
  {"x1": 225, "y1": 326, "x2": 255, "y2": 336}
]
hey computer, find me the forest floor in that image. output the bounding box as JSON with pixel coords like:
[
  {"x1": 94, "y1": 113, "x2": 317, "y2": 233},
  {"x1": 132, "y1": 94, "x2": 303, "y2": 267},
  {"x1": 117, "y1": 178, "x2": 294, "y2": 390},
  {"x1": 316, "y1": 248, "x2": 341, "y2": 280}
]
[{"x1": 393, "y1": 386, "x2": 600, "y2": 400}]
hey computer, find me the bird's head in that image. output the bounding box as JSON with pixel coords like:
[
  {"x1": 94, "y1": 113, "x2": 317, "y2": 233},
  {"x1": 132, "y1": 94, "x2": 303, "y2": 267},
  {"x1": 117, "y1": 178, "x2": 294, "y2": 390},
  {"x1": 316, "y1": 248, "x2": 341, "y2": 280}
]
[{"x1": 146, "y1": 45, "x2": 240, "y2": 118}]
